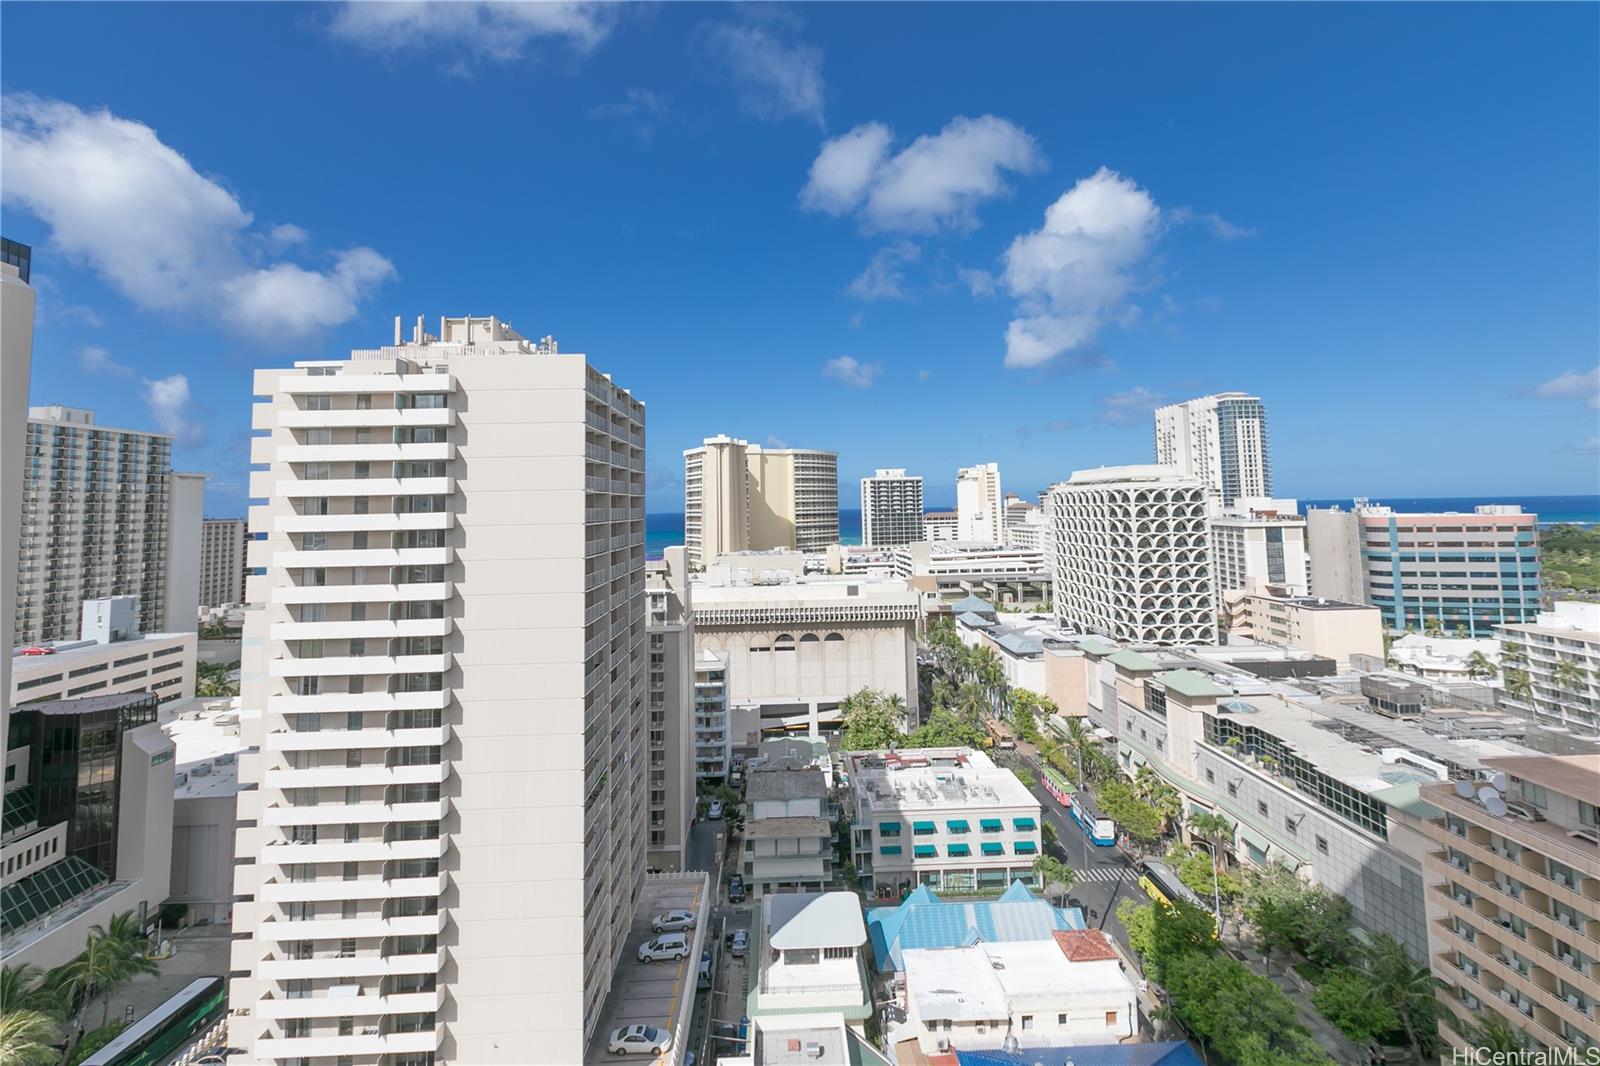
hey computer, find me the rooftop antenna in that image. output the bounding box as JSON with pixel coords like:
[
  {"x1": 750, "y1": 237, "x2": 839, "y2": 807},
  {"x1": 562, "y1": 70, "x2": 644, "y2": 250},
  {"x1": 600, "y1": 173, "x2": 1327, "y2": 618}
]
[{"x1": 1484, "y1": 796, "x2": 1509, "y2": 818}]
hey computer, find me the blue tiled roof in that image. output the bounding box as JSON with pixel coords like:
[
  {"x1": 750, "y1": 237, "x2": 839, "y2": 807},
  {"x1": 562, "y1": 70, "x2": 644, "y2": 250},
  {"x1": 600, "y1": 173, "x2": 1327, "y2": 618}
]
[
  {"x1": 950, "y1": 594, "x2": 997, "y2": 615},
  {"x1": 956, "y1": 612, "x2": 995, "y2": 629},
  {"x1": 958, "y1": 1042, "x2": 1203, "y2": 1066},
  {"x1": 864, "y1": 881, "x2": 1087, "y2": 971}
]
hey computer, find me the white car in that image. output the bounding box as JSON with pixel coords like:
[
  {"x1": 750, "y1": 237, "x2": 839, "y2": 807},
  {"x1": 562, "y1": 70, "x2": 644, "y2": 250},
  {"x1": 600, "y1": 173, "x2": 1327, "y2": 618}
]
[
  {"x1": 707, "y1": 800, "x2": 725, "y2": 820},
  {"x1": 637, "y1": 933, "x2": 688, "y2": 962},
  {"x1": 651, "y1": 909, "x2": 696, "y2": 933},
  {"x1": 609, "y1": 1024, "x2": 673, "y2": 1055}
]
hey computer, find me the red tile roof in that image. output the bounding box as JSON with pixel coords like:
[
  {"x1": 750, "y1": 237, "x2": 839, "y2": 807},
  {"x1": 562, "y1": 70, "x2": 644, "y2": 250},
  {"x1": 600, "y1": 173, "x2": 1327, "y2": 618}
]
[{"x1": 1053, "y1": 928, "x2": 1118, "y2": 962}]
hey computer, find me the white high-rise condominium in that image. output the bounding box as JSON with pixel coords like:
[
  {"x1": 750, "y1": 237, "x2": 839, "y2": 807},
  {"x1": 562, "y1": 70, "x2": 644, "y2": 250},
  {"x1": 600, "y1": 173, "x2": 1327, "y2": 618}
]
[
  {"x1": 645, "y1": 547, "x2": 696, "y2": 870},
  {"x1": 1048, "y1": 465, "x2": 1217, "y2": 645},
  {"x1": 14, "y1": 405, "x2": 203, "y2": 643},
  {"x1": 1209, "y1": 497, "x2": 1309, "y2": 595},
  {"x1": 200, "y1": 517, "x2": 248, "y2": 607},
  {"x1": 2, "y1": 237, "x2": 35, "y2": 746},
  {"x1": 956, "y1": 462, "x2": 1003, "y2": 543},
  {"x1": 1154, "y1": 392, "x2": 1270, "y2": 508},
  {"x1": 683, "y1": 435, "x2": 838, "y2": 567},
  {"x1": 860, "y1": 469, "x2": 924, "y2": 547},
  {"x1": 229, "y1": 315, "x2": 647, "y2": 1064}
]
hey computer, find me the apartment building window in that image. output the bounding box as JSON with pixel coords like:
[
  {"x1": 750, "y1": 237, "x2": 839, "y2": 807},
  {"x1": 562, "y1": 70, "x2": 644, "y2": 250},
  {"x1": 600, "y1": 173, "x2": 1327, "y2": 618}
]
[
  {"x1": 1256, "y1": 800, "x2": 1268, "y2": 817},
  {"x1": 1204, "y1": 769, "x2": 1215, "y2": 784},
  {"x1": 304, "y1": 395, "x2": 332, "y2": 411},
  {"x1": 1522, "y1": 782, "x2": 1549, "y2": 808},
  {"x1": 1315, "y1": 835, "x2": 1328, "y2": 855}
]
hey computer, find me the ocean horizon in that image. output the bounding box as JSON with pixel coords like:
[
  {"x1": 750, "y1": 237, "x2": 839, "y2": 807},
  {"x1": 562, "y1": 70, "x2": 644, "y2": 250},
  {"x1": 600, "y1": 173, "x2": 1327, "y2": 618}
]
[{"x1": 646, "y1": 494, "x2": 1600, "y2": 560}]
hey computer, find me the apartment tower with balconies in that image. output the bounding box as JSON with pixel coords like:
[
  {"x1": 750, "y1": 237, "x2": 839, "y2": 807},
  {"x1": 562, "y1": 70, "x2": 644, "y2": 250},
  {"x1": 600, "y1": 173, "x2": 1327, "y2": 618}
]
[
  {"x1": 228, "y1": 315, "x2": 647, "y2": 1065},
  {"x1": 860, "y1": 469, "x2": 924, "y2": 547}
]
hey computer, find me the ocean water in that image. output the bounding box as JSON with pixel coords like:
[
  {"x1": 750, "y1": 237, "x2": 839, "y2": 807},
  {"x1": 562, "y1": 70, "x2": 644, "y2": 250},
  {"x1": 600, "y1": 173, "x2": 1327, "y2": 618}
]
[{"x1": 646, "y1": 496, "x2": 1599, "y2": 560}]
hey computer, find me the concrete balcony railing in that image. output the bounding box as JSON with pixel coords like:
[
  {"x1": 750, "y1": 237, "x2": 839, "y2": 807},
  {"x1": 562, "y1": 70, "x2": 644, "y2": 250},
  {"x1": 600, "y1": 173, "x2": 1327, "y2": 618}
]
[
  {"x1": 267, "y1": 690, "x2": 449, "y2": 714},
  {"x1": 261, "y1": 800, "x2": 447, "y2": 828},
  {"x1": 256, "y1": 912, "x2": 446, "y2": 942},
  {"x1": 269, "y1": 653, "x2": 451, "y2": 678},
  {"x1": 274, "y1": 512, "x2": 453, "y2": 534},
  {"x1": 277, "y1": 373, "x2": 456, "y2": 395},
  {"x1": 270, "y1": 545, "x2": 452, "y2": 570},
  {"x1": 269, "y1": 726, "x2": 449, "y2": 752},
  {"x1": 258, "y1": 836, "x2": 447, "y2": 865},
  {"x1": 253, "y1": 1029, "x2": 441, "y2": 1059},
  {"x1": 271, "y1": 617, "x2": 451, "y2": 642},
  {"x1": 260, "y1": 874, "x2": 446, "y2": 905},
  {"x1": 274, "y1": 476, "x2": 454, "y2": 499},
  {"x1": 262, "y1": 763, "x2": 448, "y2": 791},
  {"x1": 255, "y1": 989, "x2": 442, "y2": 1020},
  {"x1": 257, "y1": 948, "x2": 445, "y2": 982},
  {"x1": 272, "y1": 581, "x2": 452, "y2": 606},
  {"x1": 278, "y1": 408, "x2": 456, "y2": 429}
]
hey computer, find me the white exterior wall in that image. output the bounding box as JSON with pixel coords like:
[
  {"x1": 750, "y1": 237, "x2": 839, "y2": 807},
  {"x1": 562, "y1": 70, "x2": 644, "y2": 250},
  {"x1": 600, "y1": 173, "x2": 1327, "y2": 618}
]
[
  {"x1": 646, "y1": 548, "x2": 695, "y2": 869},
  {"x1": 956, "y1": 463, "x2": 1003, "y2": 543},
  {"x1": 10, "y1": 632, "x2": 196, "y2": 706},
  {"x1": 1210, "y1": 500, "x2": 1308, "y2": 596},
  {"x1": 1154, "y1": 392, "x2": 1270, "y2": 509},
  {"x1": 2, "y1": 257, "x2": 35, "y2": 746},
  {"x1": 165, "y1": 471, "x2": 205, "y2": 632},
  {"x1": 229, "y1": 317, "x2": 646, "y2": 1065},
  {"x1": 16, "y1": 408, "x2": 177, "y2": 644},
  {"x1": 1497, "y1": 603, "x2": 1600, "y2": 737}
]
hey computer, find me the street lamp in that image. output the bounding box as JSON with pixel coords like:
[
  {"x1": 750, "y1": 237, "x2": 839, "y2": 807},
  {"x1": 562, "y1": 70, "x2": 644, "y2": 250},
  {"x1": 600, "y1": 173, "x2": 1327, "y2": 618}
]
[{"x1": 1191, "y1": 837, "x2": 1223, "y2": 936}]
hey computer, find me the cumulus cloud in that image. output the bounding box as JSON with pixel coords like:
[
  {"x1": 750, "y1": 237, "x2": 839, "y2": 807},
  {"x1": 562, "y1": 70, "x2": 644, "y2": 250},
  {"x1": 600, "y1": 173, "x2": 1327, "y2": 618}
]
[
  {"x1": 697, "y1": 17, "x2": 824, "y2": 127},
  {"x1": 846, "y1": 241, "x2": 920, "y2": 302},
  {"x1": 77, "y1": 345, "x2": 133, "y2": 378},
  {"x1": 268, "y1": 223, "x2": 309, "y2": 248},
  {"x1": 1001, "y1": 167, "x2": 1161, "y2": 368},
  {"x1": 327, "y1": 1, "x2": 617, "y2": 64},
  {"x1": 1, "y1": 94, "x2": 394, "y2": 343},
  {"x1": 916, "y1": 369, "x2": 934, "y2": 383},
  {"x1": 1563, "y1": 437, "x2": 1600, "y2": 455},
  {"x1": 801, "y1": 115, "x2": 1043, "y2": 234},
  {"x1": 821, "y1": 356, "x2": 882, "y2": 388},
  {"x1": 1535, "y1": 367, "x2": 1600, "y2": 410},
  {"x1": 1170, "y1": 206, "x2": 1256, "y2": 240},
  {"x1": 958, "y1": 267, "x2": 997, "y2": 298},
  {"x1": 143, "y1": 373, "x2": 206, "y2": 445},
  {"x1": 1099, "y1": 386, "x2": 1166, "y2": 426}
]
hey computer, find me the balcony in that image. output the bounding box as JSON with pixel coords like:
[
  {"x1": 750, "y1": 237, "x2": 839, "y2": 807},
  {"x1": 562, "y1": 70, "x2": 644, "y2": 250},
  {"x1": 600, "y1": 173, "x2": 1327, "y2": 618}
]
[
  {"x1": 273, "y1": 582, "x2": 452, "y2": 606},
  {"x1": 277, "y1": 373, "x2": 456, "y2": 395},
  {"x1": 267, "y1": 689, "x2": 450, "y2": 714},
  {"x1": 253, "y1": 1029, "x2": 440, "y2": 1058},
  {"x1": 257, "y1": 948, "x2": 445, "y2": 982},
  {"x1": 262, "y1": 799, "x2": 447, "y2": 827},
  {"x1": 262, "y1": 763, "x2": 448, "y2": 790},
  {"x1": 270, "y1": 725, "x2": 450, "y2": 751},
  {"x1": 268, "y1": 441, "x2": 454, "y2": 464},
  {"x1": 256, "y1": 912, "x2": 446, "y2": 942},
  {"x1": 272, "y1": 476, "x2": 454, "y2": 499},
  {"x1": 271, "y1": 545, "x2": 452, "y2": 569},
  {"x1": 258, "y1": 836, "x2": 447, "y2": 865},
  {"x1": 261, "y1": 874, "x2": 446, "y2": 904},
  {"x1": 279, "y1": 408, "x2": 456, "y2": 429},
  {"x1": 271, "y1": 617, "x2": 451, "y2": 642},
  {"x1": 274, "y1": 512, "x2": 454, "y2": 534},
  {"x1": 255, "y1": 989, "x2": 442, "y2": 1020},
  {"x1": 270, "y1": 653, "x2": 450, "y2": 677}
]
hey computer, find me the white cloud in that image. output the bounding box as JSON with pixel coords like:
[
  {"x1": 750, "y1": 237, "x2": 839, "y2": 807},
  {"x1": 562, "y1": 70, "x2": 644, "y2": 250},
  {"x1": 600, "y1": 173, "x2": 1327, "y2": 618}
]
[
  {"x1": 1099, "y1": 386, "x2": 1165, "y2": 426},
  {"x1": 143, "y1": 373, "x2": 206, "y2": 445},
  {"x1": 1045, "y1": 419, "x2": 1079, "y2": 432},
  {"x1": 802, "y1": 115, "x2": 1043, "y2": 234},
  {"x1": 846, "y1": 241, "x2": 920, "y2": 302},
  {"x1": 698, "y1": 18, "x2": 824, "y2": 128},
  {"x1": 1170, "y1": 206, "x2": 1256, "y2": 240},
  {"x1": 1, "y1": 94, "x2": 394, "y2": 342},
  {"x1": 821, "y1": 356, "x2": 882, "y2": 388},
  {"x1": 1001, "y1": 167, "x2": 1161, "y2": 368},
  {"x1": 1535, "y1": 367, "x2": 1600, "y2": 410},
  {"x1": 848, "y1": 311, "x2": 865, "y2": 329},
  {"x1": 958, "y1": 267, "x2": 997, "y2": 298},
  {"x1": 327, "y1": 2, "x2": 617, "y2": 63},
  {"x1": 1565, "y1": 437, "x2": 1599, "y2": 455},
  {"x1": 268, "y1": 223, "x2": 309, "y2": 248},
  {"x1": 764, "y1": 435, "x2": 791, "y2": 449},
  {"x1": 77, "y1": 345, "x2": 133, "y2": 377}
]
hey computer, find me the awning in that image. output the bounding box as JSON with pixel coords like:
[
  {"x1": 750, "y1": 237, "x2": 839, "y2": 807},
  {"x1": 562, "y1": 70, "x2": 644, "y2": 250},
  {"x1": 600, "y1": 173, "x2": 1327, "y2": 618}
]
[
  {"x1": 878, "y1": 821, "x2": 901, "y2": 835},
  {"x1": 1013, "y1": 817, "x2": 1037, "y2": 830},
  {"x1": 879, "y1": 845, "x2": 902, "y2": 856},
  {"x1": 981, "y1": 842, "x2": 1005, "y2": 856},
  {"x1": 1013, "y1": 841, "x2": 1038, "y2": 855},
  {"x1": 1092, "y1": 727, "x2": 1114, "y2": 741},
  {"x1": 979, "y1": 818, "x2": 1004, "y2": 832},
  {"x1": 912, "y1": 821, "x2": 937, "y2": 834},
  {"x1": 946, "y1": 819, "x2": 970, "y2": 832},
  {"x1": 947, "y1": 843, "x2": 972, "y2": 857},
  {"x1": 1239, "y1": 826, "x2": 1271, "y2": 857},
  {"x1": 914, "y1": 844, "x2": 937, "y2": 858}
]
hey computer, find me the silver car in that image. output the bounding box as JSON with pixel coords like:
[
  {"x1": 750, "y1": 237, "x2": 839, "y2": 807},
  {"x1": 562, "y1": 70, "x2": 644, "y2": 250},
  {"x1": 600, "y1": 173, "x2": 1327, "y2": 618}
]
[
  {"x1": 608, "y1": 1024, "x2": 673, "y2": 1055},
  {"x1": 637, "y1": 933, "x2": 688, "y2": 963},
  {"x1": 651, "y1": 908, "x2": 696, "y2": 933}
]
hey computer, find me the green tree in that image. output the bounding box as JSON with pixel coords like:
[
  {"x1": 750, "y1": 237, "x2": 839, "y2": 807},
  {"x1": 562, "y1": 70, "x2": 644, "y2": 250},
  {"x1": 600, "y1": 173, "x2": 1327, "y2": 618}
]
[
  {"x1": 1163, "y1": 953, "x2": 1331, "y2": 1065},
  {"x1": 840, "y1": 689, "x2": 905, "y2": 750},
  {"x1": 1134, "y1": 766, "x2": 1182, "y2": 833},
  {"x1": 0, "y1": 964, "x2": 64, "y2": 1019},
  {"x1": 1554, "y1": 656, "x2": 1589, "y2": 692},
  {"x1": 1116, "y1": 898, "x2": 1218, "y2": 981},
  {"x1": 1466, "y1": 1011, "x2": 1530, "y2": 1054},
  {"x1": 0, "y1": 1009, "x2": 60, "y2": 1066},
  {"x1": 1009, "y1": 690, "x2": 1040, "y2": 743},
  {"x1": 1013, "y1": 767, "x2": 1037, "y2": 789},
  {"x1": 1030, "y1": 855, "x2": 1076, "y2": 904},
  {"x1": 905, "y1": 708, "x2": 987, "y2": 749},
  {"x1": 65, "y1": 1021, "x2": 128, "y2": 1066},
  {"x1": 954, "y1": 682, "x2": 989, "y2": 726},
  {"x1": 1096, "y1": 778, "x2": 1163, "y2": 849},
  {"x1": 1242, "y1": 864, "x2": 1355, "y2": 973},
  {"x1": 1464, "y1": 650, "x2": 1498, "y2": 681},
  {"x1": 1358, "y1": 932, "x2": 1437, "y2": 1063},
  {"x1": 1309, "y1": 967, "x2": 1397, "y2": 1043},
  {"x1": 1504, "y1": 667, "x2": 1533, "y2": 703},
  {"x1": 59, "y1": 915, "x2": 157, "y2": 1029}
]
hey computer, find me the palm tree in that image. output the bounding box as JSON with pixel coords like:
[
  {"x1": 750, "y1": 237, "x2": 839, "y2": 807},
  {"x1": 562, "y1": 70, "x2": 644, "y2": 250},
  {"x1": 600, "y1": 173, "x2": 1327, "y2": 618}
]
[
  {"x1": 0, "y1": 1008, "x2": 60, "y2": 1066},
  {"x1": 1468, "y1": 1012, "x2": 1529, "y2": 1054},
  {"x1": 1504, "y1": 668, "x2": 1533, "y2": 703},
  {"x1": 1465, "y1": 650, "x2": 1497, "y2": 681},
  {"x1": 1423, "y1": 617, "x2": 1445, "y2": 639},
  {"x1": 1186, "y1": 812, "x2": 1235, "y2": 866},
  {"x1": 0, "y1": 964, "x2": 63, "y2": 1020},
  {"x1": 1031, "y1": 855, "x2": 1077, "y2": 905},
  {"x1": 1499, "y1": 641, "x2": 1528, "y2": 669},
  {"x1": 1358, "y1": 932, "x2": 1435, "y2": 1063},
  {"x1": 1554, "y1": 657, "x2": 1587, "y2": 692},
  {"x1": 955, "y1": 682, "x2": 989, "y2": 726},
  {"x1": 59, "y1": 916, "x2": 156, "y2": 1029}
]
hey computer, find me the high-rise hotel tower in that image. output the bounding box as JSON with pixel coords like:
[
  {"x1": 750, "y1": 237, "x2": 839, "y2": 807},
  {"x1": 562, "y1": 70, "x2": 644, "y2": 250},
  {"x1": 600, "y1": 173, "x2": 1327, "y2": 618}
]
[{"x1": 229, "y1": 315, "x2": 647, "y2": 1064}]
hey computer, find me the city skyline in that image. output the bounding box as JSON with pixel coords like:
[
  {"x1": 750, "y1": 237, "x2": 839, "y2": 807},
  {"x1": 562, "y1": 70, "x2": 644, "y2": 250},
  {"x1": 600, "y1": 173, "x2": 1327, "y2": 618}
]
[{"x1": 2, "y1": 3, "x2": 1597, "y2": 520}]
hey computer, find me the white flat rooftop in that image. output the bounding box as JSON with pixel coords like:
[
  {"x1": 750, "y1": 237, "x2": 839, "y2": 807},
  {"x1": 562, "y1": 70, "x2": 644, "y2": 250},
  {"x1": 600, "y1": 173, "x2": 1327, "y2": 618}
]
[
  {"x1": 162, "y1": 698, "x2": 250, "y2": 799},
  {"x1": 903, "y1": 940, "x2": 1132, "y2": 1020}
]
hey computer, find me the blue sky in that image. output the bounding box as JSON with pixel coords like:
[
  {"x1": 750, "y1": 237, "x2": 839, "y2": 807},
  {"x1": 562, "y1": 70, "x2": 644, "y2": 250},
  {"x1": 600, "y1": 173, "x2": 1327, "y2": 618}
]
[{"x1": 3, "y1": 2, "x2": 1596, "y2": 517}]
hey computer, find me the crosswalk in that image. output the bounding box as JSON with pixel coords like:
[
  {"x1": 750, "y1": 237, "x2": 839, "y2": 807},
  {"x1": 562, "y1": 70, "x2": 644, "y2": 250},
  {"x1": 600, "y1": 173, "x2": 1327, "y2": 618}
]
[{"x1": 1073, "y1": 866, "x2": 1129, "y2": 884}]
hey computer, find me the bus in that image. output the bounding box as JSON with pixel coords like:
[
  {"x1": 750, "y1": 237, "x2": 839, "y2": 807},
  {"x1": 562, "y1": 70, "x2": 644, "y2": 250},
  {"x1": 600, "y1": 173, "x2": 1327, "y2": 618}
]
[
  {"x1": 984, "y1": 719, "x2": 1016, "y2": 750},
  {"x1": 1137, "y1": 859, "x2": 1220, "y2": 935},
  {"x1": 81, "y1": 976, "x2": 226, "y2": 1066},
  {"x1": 1068, "y1": 790, "x2": 1116, "y2": 846},
  {"x1": 1041, "y1": 766, "x2": 1072, "y2": 806}
]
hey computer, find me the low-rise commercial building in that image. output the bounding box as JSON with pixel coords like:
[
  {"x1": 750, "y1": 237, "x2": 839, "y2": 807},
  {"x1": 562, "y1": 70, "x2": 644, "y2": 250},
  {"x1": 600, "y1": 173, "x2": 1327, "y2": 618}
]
[
  {"x1": 846, "y1": 748, "x2": 1042, "y2": 898},
  {"x1": 893, "y1": 931, "x2": 1136, "y2": 1054},
  {"x1": 746, "y1": 892, "x2": 872, "y2": 1029},
  {"x1": 865, "y1": 881, "x2": 1087, "y2": 973},
  {"x1": 1410, "y1": 755, "x2": 1600, "y2": 1053},
  {"x1": 2, "y1": 691, "x2": 175, "y2": 970},
  {"x1": 1497, "y1": 601, "x2": 1600, "y2": 738},
  {"x1": 11, "y1": 596, "x2": 196, "y2": 708},
  {"x1": 1222, "y1": 589, "x2": 1383, "y2": 668},
  {"x1": 895, "y1": 542, "x2": 1051, "y2": 610},
  {"x1": 744, "y1": 764, "x2": 832, "y2": 896}
]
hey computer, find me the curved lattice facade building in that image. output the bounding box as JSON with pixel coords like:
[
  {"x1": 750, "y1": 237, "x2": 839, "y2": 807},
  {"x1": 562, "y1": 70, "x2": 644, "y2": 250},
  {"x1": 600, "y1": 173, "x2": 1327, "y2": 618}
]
[{"x1": 1048, "y1": 465, "x2": 1218, "y2": 646}]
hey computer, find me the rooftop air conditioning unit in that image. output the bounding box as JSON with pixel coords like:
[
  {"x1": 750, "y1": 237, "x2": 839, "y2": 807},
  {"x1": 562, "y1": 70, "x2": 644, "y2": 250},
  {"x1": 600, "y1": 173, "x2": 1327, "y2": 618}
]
[
  {"x1": 214, "y1": 752, "x2": 237, "y2": 766},
  {"x1": 174, "y1": 772, "x2": 189, "y2": 786},
  {"x1": 191, "y1": 762, "x2": 213, "y2": 777},
  {"x1": 804, "y1": 1043, "x2": 825, "y2": 1059}
]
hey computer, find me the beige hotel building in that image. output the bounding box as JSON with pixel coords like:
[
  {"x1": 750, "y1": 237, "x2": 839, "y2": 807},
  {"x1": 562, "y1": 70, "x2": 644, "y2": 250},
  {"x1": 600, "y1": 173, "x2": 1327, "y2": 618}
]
[
  {"x1": 229, "y1": 316, "x2": 647, "y2": 1064},
  {"x1": 683, "y1": 435, "x2": 838, "y2": 567}
]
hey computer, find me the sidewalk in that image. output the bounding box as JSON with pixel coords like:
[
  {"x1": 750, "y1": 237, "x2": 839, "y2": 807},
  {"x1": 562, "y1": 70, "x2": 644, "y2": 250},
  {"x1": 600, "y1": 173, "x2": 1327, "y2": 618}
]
[{"x1": 1217, "y1": 929, "x2": 1366, "y2": 1063}]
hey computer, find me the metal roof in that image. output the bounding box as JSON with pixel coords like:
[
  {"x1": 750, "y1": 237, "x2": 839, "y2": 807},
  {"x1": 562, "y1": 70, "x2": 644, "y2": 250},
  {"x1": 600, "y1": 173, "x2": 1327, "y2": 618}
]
[
  {"x1": 1154, "y1": 669, "x2": 1230, "y2": 698},
  {"x1": 864, "y1": 882, "x2": 1086, "y2": 972}
]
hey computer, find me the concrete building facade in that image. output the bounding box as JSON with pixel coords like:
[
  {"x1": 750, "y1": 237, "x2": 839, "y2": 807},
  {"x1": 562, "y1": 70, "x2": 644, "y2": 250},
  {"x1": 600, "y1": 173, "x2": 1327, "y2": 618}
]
[
  {"x1": 228, "y1": 315, "x2": 647, "y2": 1064},
  {"x1": 683, "y1": 436, "x2": 838, "y2": 567},
  {"x1": 1307, "y1": 504, "x2": 1542, "y2": 636},
  {"x1": 646, "y1": 548, "x2": 696, "y2": 870},
  {"x1": 1048, "y1": 466, "x2": 1217, "y2": 646},
  {"x1": 15, "y1": 406, "x2": 203, "y2": 643},
  {"x1": 2, "y1": 240, "x2": 36, "y2": 752},
  {"x1": 201, "y1": 517, "x2": 249, "y2": 608},
  {"x1": 1153, "y1": 392, "x2": 1270, "y2": 508},
  {"x1": 693, "y1": 649, "x2": 731, "y2": 780},
  {"x1": 743, "y1": 765, "x2": 832, "y2": 897},
  {"x1": 1209, "y1": 497, "x2": 1308, "y2": 596},
  {"x1": 1497, "y1": 602, "x2": 1600, "y2": 739},
  {"x1": 860, "y1": 469, "x2": 924, "y2": 547},
  {"x1": 10, "y1": 596, "x2": 196, "y2": 708},
  {"x1": 1223, "y1": 590, "x2": 1384, "y2": 668},
  {"x1": 956, "y1": 463, "x2": 1004, "y2": 544}
]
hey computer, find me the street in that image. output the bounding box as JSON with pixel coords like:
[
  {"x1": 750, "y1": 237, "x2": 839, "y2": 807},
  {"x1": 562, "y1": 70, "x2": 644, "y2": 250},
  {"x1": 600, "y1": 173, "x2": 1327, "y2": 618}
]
[{"x1": 683, "y1": 814, "x2": 754, "y2": 1066}]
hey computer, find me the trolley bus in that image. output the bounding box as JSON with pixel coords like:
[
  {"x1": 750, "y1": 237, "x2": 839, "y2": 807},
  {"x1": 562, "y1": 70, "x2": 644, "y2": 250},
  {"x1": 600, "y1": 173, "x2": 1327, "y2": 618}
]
[
  {"x1": 1041, "y1": 765, "x2": 1072, "y2": 806},
  {"x1": 1137, "y1": 859, "x2": 1220, "y2": 935},
  {"x1": 1068, "y1": 790, "x2": 1117, "y2": 846},
  {"x1": 81, "y1": 976, "x2": 225, "y2": 1066}
]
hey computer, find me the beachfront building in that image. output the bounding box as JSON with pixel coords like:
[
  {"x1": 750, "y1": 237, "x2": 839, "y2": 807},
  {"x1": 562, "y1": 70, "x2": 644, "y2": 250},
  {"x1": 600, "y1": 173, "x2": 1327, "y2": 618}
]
[
  {"x1": 845, "y1": 748, "x2": 1042, "y2": 898},
  {"x1": 861, "y1": 469, "x2": 924, "y2": 547},
  {"x1": 683, "y1": 435, "x2": 839, "y2": 567}
]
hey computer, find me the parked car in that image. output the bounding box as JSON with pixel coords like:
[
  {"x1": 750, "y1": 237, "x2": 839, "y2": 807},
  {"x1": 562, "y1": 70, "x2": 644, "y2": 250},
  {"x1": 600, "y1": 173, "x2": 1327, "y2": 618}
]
[
  {"x1": 729, "y1": 929, "x2": 749, "y2": 958},
  {"x1": 651, "y1": 909, "x2": 696, "y2": 933},
  {"x1": 707, "y1": 799, "x2": 725, "y2": 820},
  {"x1": 608, "y1": 1025, "x2": 673, "y2": 1055},
  {"x1": 728, "y1": 875, "x2": 745, "y2": 903},
  {"x1": 637, "y1": 933, "x2": 689, "y2": 963}
]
